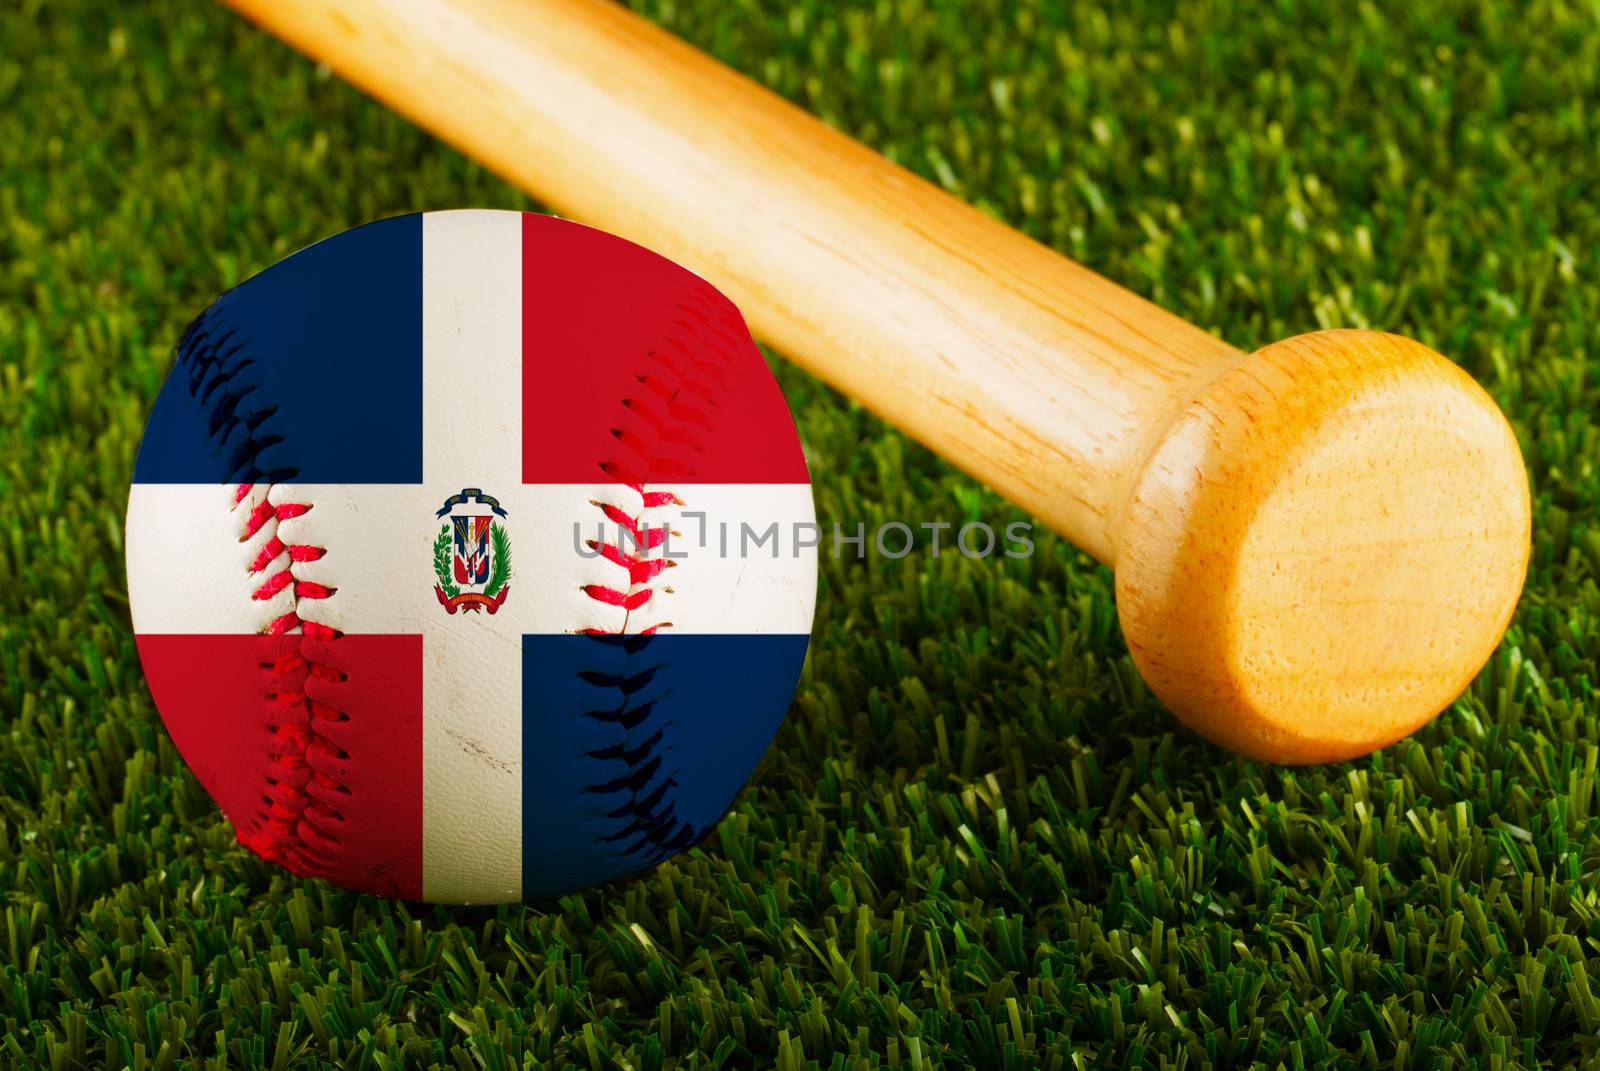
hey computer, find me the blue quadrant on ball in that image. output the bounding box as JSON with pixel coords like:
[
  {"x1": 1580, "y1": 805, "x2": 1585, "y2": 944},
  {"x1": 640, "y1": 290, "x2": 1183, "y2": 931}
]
[
  {"x1": 521, "y1": 632, "x2": 810, "y2": 899},
  {"x1": 132, "y1": 214, "x2": 424, "y2": 484}
]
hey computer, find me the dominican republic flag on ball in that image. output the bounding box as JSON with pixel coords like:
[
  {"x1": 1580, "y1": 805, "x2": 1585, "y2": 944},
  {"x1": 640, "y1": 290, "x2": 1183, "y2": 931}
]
[{"x1": 125, "y1": 211, "x2": 815, "y2": 903}]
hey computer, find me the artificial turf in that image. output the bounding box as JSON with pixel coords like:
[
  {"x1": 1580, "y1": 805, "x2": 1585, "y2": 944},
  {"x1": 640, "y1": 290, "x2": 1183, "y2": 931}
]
[{"x1": 2, "y1": 0, "x2": 1598, "y2": 1066}]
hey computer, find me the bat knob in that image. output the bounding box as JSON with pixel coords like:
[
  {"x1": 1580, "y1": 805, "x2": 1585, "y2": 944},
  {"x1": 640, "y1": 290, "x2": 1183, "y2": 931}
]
[{"x1": 1114, "y1": 329, "x2": 1530, "y2": 763}]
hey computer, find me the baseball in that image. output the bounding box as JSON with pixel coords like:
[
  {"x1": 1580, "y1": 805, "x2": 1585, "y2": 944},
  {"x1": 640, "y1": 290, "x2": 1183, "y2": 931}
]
[{"x1": 125, "y1": 210, "x2": 816, "y2": 903}]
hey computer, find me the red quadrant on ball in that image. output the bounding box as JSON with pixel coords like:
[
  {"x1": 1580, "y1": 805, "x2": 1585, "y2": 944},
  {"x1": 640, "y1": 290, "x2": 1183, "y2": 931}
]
[
  {"x1": 135, "y1": 633, "x2": 425, "y2": 899},
  {"x1": 521, "y1": 213, "x2": 809, "y2": 485}
]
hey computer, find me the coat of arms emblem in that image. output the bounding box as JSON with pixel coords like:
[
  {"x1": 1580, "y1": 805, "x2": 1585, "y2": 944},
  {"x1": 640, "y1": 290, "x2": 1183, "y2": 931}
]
[{"x1": 433, "y1": 488, "x2": 511, "y2": 614}]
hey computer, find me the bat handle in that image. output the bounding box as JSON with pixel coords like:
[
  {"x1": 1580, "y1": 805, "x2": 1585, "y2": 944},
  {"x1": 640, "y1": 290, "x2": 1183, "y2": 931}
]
[
  {"x1": 221, "y1": 0, "x2": 1531, "y2": 760},
  {"x1": 221, "y1": 0, "x2": 1250, "y2": 564},
  {"x1": 1113, "y1": 329, "x2": 1529, "y2": 762}
]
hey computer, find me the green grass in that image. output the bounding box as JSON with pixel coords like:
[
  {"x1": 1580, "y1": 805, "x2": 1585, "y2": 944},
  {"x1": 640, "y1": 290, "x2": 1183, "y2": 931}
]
[{"x1": 2, "y1": 0, "x2": 1599, "y2": 1067}]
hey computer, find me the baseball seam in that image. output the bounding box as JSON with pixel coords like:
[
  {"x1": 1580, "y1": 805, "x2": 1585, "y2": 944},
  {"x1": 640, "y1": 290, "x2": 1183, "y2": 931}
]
[
  {"x1": 576, "y1": 282, "x2": 742, "y2": 864},
  {"x1": 176, "y1": 309, "x2": 352, "y2": 880},
  {"x1": 238, "y1": 484, "x2": 350, "y2": 875}
]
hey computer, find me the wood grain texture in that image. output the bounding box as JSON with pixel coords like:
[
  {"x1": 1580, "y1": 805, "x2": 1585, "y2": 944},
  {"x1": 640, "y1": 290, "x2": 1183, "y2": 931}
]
[
  {"x1": 1116, "y1": 331, "x2": 1529, "y2": 762},
  {"x1": 218, "y1": 0, "x2": 1241, "y2": 565},
  {"x1": 219, "y1": 0, "x2": 1531, "y2": 762}
]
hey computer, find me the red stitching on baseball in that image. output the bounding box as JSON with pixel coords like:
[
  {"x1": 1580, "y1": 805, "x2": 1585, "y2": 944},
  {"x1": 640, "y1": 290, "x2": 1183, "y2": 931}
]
[
  {"x1": 233, "y1": 482, "x2": 350, "y2": 879},
  {"x1": 581, "y1": 584, "x2": 655, "y2": 610},
  {"x1": 581, "y1": 292, "x2": 742, "y2": 631},
  {"x1": 575, "y1": 283, "x2": 753, "y2": 864}
]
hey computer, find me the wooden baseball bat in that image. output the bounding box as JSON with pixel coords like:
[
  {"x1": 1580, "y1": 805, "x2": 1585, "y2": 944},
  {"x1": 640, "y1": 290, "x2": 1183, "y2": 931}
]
[{"x1": 219, "y1": 0, "x2": 1530, "y2": 763}]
